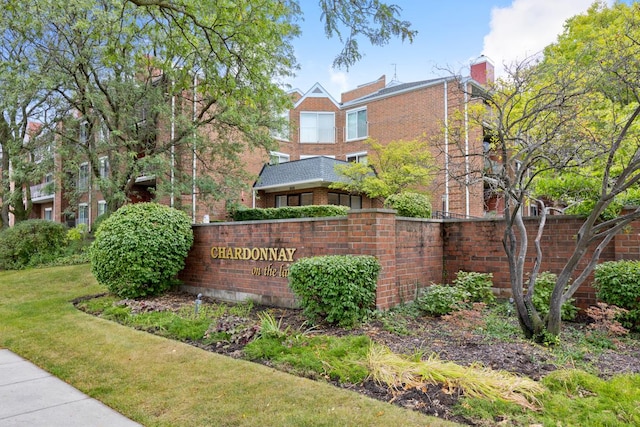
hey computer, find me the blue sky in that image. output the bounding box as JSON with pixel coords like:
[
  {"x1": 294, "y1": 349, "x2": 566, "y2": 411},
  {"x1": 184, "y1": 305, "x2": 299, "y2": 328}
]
[{"x1": 285, "y1": 0, "x2": 628, "y2": 98}]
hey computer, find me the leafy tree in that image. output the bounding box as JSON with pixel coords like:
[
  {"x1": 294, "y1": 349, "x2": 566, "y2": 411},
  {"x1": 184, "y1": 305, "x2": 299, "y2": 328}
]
[
  {"x1": 0, "y1": 0, "x2": 415, "y2": 222},
  {"x1": 331, "y1": 138, "x2": 435, "y2": 200},
  {"x1": 476, "y1": 2, "x2": 640, "y2": 341},
  {"x1": 129, "y1": 0, "x2": 417, "y2": 70},
  {"x1": 0, "y1": 12, "x2": 57, "y2": 228}
]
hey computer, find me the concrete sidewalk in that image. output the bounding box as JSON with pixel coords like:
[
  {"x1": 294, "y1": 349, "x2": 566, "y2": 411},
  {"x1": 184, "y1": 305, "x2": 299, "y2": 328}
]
[{"x1": 0, "y1": 349, "x2": 142, "y2": 426}]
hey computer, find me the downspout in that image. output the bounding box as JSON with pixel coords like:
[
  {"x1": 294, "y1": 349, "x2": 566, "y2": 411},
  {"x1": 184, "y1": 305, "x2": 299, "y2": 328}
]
[
  {"x1": 464, "y1": 81, "x2": 470, "y2": 217},
  {"x1": 170, "y1": 81, "x2": 175, "y2": 208},
  {"x1": 88, "y1": 169, "x2": 92, "y2": 230},
  {"x1": 444, "y1": 80, "x2": 449, "y2": 213},
  {"x1": 252, "y1": 189, "x2": 256, "y2": 209},
  {"x1": 192, "y1": 74, "x2": 197, "y2": 222}
]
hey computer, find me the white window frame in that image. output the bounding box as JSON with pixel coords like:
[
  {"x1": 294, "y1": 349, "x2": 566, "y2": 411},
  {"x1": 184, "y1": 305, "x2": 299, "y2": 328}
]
[
  {"x1": 98, "y1": 121, "x2": 110, "y2": 143},
  {"x1": 275, "y1": 195, "x2": 288, "y2": 208},
  {"x1": 99, "y1": 156, "x2": 110, "y2": 178},
  {"x1": 271, "y1": 111, "x2": 289, "y2": 141},
  {"x1": 78, "y1": 203, "x2": 89, "y2": 226},
  {"x1": 44, "y1": 208, "x2": 53, "y2": 221},
  {"x1": 300, "y1": 112, "x2": 335, "y2": 143},
  {"x1": 79, "y1": 121, "x2": 88, "y2": 145},
  {"x1": 97, "y1": 200, "x2": 107, "y2": 217},
  {"x1": 78, "y1": 163, "x2": 89, "y2": 192},
  {"x1": 346, "y1": 107, "x2": 368, "y2": 141},
  {"x1": 346, "y1": 151, "x2": 368, "y2": 164},
  {"x1": 269, "y1": 151, "x2": 290, "y2": 165}
]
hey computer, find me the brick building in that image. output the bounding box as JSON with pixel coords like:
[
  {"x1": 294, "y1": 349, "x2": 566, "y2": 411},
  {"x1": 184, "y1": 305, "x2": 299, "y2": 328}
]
[
  {"x1": 254, "y1": 57, "x2": 494, "y2": 219},
  {"x1": 12, "y1": 57, "x2": 494, "y2": 228}
]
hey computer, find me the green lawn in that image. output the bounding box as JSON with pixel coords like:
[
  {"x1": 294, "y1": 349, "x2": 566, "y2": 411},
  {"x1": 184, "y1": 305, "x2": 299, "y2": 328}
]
[{"x1": 0, "y1": 264, "x2": 453, "y2": 426}]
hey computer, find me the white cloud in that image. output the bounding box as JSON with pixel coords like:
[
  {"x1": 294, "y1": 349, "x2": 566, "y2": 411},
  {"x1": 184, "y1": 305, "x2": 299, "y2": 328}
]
[
  {"x1": 482, "y1": 0, "x2": 604, "y2": 77},
  {"x1": 327, "y1": 67, "x2": 349, "y2": 98}
]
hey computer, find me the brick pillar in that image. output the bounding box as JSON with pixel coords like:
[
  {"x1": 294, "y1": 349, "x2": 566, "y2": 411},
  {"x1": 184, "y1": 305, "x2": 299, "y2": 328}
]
[{"x1": 347, "y1": 209, "x2": 397, "y2": 309}]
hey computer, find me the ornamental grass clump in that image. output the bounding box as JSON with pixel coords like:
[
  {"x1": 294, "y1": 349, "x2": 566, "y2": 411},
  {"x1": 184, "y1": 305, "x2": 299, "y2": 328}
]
[
  {"x1": 367, "y1": 344, "x2": 545, "y2": 410},
  {"x1": 90, "y1": 202, "x2": 193, "y2": 298}
]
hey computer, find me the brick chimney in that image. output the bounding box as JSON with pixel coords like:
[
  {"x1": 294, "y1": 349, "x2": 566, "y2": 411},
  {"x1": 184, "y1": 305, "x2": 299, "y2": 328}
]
[{"x1": 470, "y1": 56, "x2": 494, "y2": 86}]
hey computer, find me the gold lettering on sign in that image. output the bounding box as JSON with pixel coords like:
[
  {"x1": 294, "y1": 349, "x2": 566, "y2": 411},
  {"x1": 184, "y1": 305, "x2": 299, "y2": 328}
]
[
  {"x1": 250, "y1": 263, "x2": 291, "y2": 277},
  {"x1": 210, "y1": 246, "x2": 297, "y2": 262}
]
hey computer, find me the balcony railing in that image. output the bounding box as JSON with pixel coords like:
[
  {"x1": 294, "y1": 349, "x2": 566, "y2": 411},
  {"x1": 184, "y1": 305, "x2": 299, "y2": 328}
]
[
  {"x1": 30, "y1": 182, "x2": 54, "y2": 202},
  {"x1": 431, "y1": 211, "x2": 481, "y2": 220}
]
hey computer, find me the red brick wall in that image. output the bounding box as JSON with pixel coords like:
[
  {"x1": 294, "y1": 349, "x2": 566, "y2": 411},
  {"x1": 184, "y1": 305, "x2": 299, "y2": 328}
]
[
  {"x1": 395, "y1": 218, "x2": 443, "y2": 302},
  {"x1": 180, "y1": 215, "x2": 351, "y2": 307},
  {"x1": 179, "y1": 209, "x2": 441, "y2": 309},
  {"x1": 441, "y1": 216, "x2": 622, "y2": 308},
  {"x1": 180, "y1": 211, "x2": 640, "y2": 310},
  {"x1": 341, "y1": 76, "x2": 386, "y2": 103},
  {"x1": 614, "y1": 210, "x2": 640, "y2": 260}
]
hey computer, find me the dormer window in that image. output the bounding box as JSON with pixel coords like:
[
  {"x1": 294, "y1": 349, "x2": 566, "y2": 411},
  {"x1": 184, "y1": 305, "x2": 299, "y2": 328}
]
[{"x1": 300, "y1": 112, "x2": 335, "y2": 143}]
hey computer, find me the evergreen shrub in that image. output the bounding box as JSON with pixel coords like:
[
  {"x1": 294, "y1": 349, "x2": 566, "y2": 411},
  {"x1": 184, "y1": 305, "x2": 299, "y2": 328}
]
[
  {"x1": 90, "y1": 202, "x2": 194, "y2": 298},
  {"x1": 0, "y1": 219, "x2": 68, "y2": 270},
  {"x1": 289, "y1": 255, "x2": 380, "y2": 327},
  {"x1": 594, "y1": 261, "x2": 640, "y2": 330},
  {"x1": 384, "y1": 192, "x2": 432, "y2": 218},
  {"x1": 232, "y1": 205, "x2": 349, "y2": 221}
]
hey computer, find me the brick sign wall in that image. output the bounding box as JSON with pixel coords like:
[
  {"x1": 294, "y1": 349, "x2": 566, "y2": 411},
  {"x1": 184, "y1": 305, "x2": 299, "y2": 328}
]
[{"x1": 179, "y1": 210, "x2": 640, "y2": 309}]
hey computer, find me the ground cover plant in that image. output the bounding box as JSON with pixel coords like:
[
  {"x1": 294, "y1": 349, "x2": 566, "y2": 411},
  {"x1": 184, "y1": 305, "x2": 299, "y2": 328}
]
[{"x1": 75, "y1": 277, "x2": 640, "y2": 426}]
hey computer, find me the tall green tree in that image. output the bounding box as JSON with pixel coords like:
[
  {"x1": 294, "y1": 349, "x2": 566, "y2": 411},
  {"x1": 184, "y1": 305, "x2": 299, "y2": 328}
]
[
  {"x1": 479, "y1": 2, "x2": 640, "y2": 341},
  {"x1": 0, "y1": 10, "x2": 57, "y2": 228},
  {"x1": 0, "y1": 0, "x2": 415, "y2": 221}
]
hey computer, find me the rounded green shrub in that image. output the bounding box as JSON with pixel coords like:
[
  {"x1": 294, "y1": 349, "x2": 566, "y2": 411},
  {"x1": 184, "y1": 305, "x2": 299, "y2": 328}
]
[
  {"x1": 289, "y1": 255, "x2": 380, "y2": 327},
  {"x1": 91, "y1": 212, "x2": 110, "y2": 235},
  {"x1": 594, "y1": 261, "x2": 640, "y2": 330},
  {"x1": 0, "y1": 219, "x2": 68, "y2": 270},
  {"x1": 384, "y1": 192, "x2": 432, "y2": 218},
  {"x1": 90, "y1": 202, "x2": 194, "y2": 298}
]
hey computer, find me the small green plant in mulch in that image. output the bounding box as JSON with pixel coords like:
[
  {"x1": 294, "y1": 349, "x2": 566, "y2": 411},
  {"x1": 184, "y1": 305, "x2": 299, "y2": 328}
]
[
  {"x1": 459, "y1": 369, "x2": 640, "y2": 426},
  {"x1": 289, "y1": 255, "x2": 380, "y2": 327},
  {"x1": 529, "y1": 271, "x2": 578, "y2": 321},
  {"x1": 245, "y1": 332, "x2": 371, "y2": 383},
  {"x1": 453, "y1": 271, "x2": 495, "y2": 304},
  {"x1": 415, "y1": 284, "x2": 470, "y2": 316},
  {"x1": 594, "y1": 261, "x2": 640, "y2": 331}
]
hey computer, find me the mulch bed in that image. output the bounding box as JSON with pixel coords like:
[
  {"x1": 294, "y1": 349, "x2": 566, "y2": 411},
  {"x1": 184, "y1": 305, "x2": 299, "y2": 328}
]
[{"x1": 77, "y1": 291, "x2": 640, "y2": 425}]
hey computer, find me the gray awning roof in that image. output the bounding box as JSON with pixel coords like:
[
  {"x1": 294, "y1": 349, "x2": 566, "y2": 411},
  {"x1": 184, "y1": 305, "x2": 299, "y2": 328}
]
[{"x1": 253, "y1": 156, "x2": 352, "y2": 191}]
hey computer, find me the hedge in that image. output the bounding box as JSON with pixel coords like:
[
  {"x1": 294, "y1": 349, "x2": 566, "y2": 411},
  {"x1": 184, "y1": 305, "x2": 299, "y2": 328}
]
[{"x1": 232, "y1": 205, "x2": 349, "y2": 221}]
